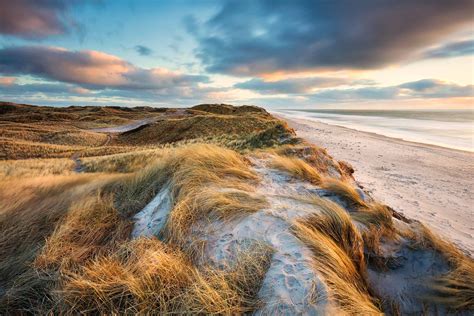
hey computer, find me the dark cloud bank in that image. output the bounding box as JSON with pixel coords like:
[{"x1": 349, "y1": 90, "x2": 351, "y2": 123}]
[
  {"x1": 191, "y1": 0, "x2": 474, "y2": 75},
  {"x1": 0, "y1": 0, "x2": 89, "y2": 39}
]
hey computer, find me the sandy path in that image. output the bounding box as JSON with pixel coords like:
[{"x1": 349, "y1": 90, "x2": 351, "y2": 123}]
[
  {"x1": 277, "y1": 114, "x2": 474, "y2": 256},
  {"x1": 90, "y1": 118, "x2": 157, "y2": 133}
]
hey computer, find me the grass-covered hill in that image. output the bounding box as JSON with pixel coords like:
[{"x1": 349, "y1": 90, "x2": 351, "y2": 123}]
[{"x1": 0, "y1": 102, "x2": 472, "y2": 314}]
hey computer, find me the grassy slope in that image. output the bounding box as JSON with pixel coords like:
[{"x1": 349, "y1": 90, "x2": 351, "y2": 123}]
[{"x1": 0, "y1": 102, "x2": 472, "y2": 314}]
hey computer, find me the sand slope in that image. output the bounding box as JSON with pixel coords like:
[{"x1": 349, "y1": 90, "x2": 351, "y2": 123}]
[{"x1": 277, "y1": 114, "x2": 474, "y2": 256}]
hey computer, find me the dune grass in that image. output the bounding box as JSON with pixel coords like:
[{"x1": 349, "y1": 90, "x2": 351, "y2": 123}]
[
  {"x1": 0, "y1": 175, "x2": 117, "y2": 283},
  {"x1": 270, "y1": 155, "x2": 322, "y2": 184},
  {"x1": 0, "y1": 142, "x2": 273, "y2": 314},
  {"x1": 60, "y1": 237, "x2": 272, "y2": 314},
  {"x1": 161, "y1": 144, "x2": 267, "y2": 253},
  {"x1": 80, "y1": 148, "x2": 164, "y2": 173},
  {"x1": 0, "y1": 174, "x2": 124, "y2": 312},
  {"x1": 34, "y1": 193, "x2": 132, "y2": 271},
  {"x1": 321, "y1": 177, "x2": 368, "y2": 209},
  {"x1": 273, "y1": 144, "x2": 348, "y2": 177},
  {"x1": 292, "y1": 204, "x2": 381, "y2": 315},
  {"x1": 0, "y1": 157, "x2": 74, "y2": 178}
]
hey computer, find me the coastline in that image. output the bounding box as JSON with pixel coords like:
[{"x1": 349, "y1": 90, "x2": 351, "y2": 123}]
[
  {"x1": 276, "y1": 113, "x2": 474, "y2": 256},
  {"x1": 272, "y1": 110, "x2": 474, "y2": 153}
]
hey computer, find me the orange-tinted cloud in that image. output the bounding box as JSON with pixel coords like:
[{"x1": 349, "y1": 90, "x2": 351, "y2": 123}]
[
  {"x1": 0, "y1": 77, "x2": 16, "y2": 86},
  {"x1": 0, "y1": 46, "x2": 209, "y2": 90}
]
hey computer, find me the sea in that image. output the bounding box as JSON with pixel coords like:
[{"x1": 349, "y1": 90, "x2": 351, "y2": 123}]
[{"x1": 274, "y1": 109, "x2": 474, "y2": 152}]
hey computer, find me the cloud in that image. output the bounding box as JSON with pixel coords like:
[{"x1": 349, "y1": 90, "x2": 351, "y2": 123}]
[
  {"x1": 422, "y1": 39, "x2": 474, "y2": 59},
  {"x1": 398, "y1": 79, "x2": 474, "y2": 98},
  {"x1": 190, "y1": 0, "x2": 473, "y2": 75},
  {"x1": 0, "y1": 0, "x2": 88, "y2": 39},
  {"x1": 0, "y1": 82, "x2": 87, "y2": 96},
  {"x1": 311, "y1": 79, "x2": 473, "y2": 101},
  {"x1": 182, "y1": 15, "x2": 199, "y2": 37},
  {"x1": 0, "y1": 77, "x2": 16, "y2": 86},
  {"x1": 0, "y1": 46, "x2": 209, "y2": 91},
  {"x1": 235, "y1": 77, "x2": 375, "y2": 94},
  {"x1": 134, "y1": 45, "x2": 153, "y2": 56}
]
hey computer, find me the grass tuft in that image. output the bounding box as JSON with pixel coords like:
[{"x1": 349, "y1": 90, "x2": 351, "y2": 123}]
[
  {"x1": 321, "y1": 178, "x2": 368, "y2": 208},
  {"x1": 292, "y1": 213, "x2": 381, "y2": 315},
  {"x1": 270, "y1": 155, "x2": 322, "y2": 184}
]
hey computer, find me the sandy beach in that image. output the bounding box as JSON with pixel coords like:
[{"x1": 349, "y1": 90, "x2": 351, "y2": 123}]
[{"x1": 276, "y1": 113, "x2": 474, "y2": 256}]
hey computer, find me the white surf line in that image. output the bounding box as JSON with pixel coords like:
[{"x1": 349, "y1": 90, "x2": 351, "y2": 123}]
[{"x1": 131, "y1": 182, "x2": 172, "y2": 238}]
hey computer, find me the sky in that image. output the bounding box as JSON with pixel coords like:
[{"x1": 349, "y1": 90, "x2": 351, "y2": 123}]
[{"x1": 0, "y1": 0, "x2": 473, "y2": 109}]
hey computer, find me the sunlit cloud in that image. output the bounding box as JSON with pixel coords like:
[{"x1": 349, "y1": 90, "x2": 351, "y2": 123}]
[
  {"x1": 422, "y1": 38, "x2": 474, "y2": 59},
  {"x1": 310, "y1": 79, "x2": 473, "y2": 101},
  {"x1": 235, "y1": 77, "x2": 375, "y2": 94},
  {"x1": 0, "y1": 77, "x2": 16, "y2": 86},
  {"x1": 0, "y1": 46, "x2": 209, "y2": 90}
]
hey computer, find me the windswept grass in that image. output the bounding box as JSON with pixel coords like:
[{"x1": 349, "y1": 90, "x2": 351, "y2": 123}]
[
  {"x1": 161, "y1": 144, "x2": 266, "y2": 253},
  {"x1": 292, "y1": 208, "x2": 381, "y2": 315},
  {"x1": 351, "y1": 203, "x2": 394, "y2": 231},
  {"x1": 81, "y1": 148, "x2": 164, "y2": 173},
  {"x1": 427, "y1": 258, "x2": 474, "y2": 310},
  {"x1": 352, "y1": 204, "x2": 397, "y2": 271},
  {"x1": 61, "y1": 238, "x2": 272, "y2": 314},
  {"x1": 0, "y1": 157, "x2": 74, "y2": 178},
  {"x1": 0, "y1": 175, "x2": 117, "y2": 285},
  {"x1": 34, "y1": 193, "x2": 132, "y2": 271},
  {"x1": 297, "y1": 197, "x2": 366, "y2": 275},
  {"x1": 270, "y1": 155, "x2": 322, "y2": 184},
  {"x1": 0, "y1": 174, "x2": 124, "y2": 312},
  {"x1": 273, "y1": 144, "x2": 347, "y2": 177},
  {"x1": 321, "y1": 178, "x2": 368, "y2": 209}
]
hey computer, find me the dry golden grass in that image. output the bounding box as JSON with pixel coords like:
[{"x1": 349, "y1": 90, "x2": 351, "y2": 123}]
[
  {"x1": 0, "y1": 173, "x2": 123, "y2": 314},
  {"x1": 0, "y1": 157, "x2": 74, "y2": 178},
  {"x1": 109, "y1": 153, "x2": 175, "y2": 218},
  {"x1": 321, "y1": 177, "x2": 368, "y2": 209},
  {"x1": 61, "y1": 238, "x2": 196, "y2": 314},
  {"x1": 427, "y1": 258, "x2": 474, "y2": 310},
  {"x1": 273, "y1": 144, "x2": 348, "y2": 177},
  {"x1": 80, "y1": 148, "x2": 165, "y2": 173},
  {"x1": 299, "y1": 197, "x2": 366, "y2": 275},
  {"x1": 0, "y1": 102, "x2": 165, "y2": 160},
  {"x1": 351, "y1": 203, "x2": 394, "y2": 231},
  {"x1": 292, "y1": 205, "x2": 382, "y2": 315},
  {"x1": 34, "y1": 193, "x2": 132, "y2": 271},
  {"x1": 161, "y1": 144, "x2": 266, "y2": 252},
  {"x1": 114, "y1": 113, "x2": 290, "y2": 148},
  {"x1": 61, "y1": 238, "x2": 272, "y2": 314},
  {"x1": 270, "y1": 155, "x2": 322, "y2": 184}
]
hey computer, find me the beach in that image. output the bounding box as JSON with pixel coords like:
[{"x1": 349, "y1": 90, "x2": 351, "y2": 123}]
[{"x1": 276, "y1": 113, "x2": 474, "y2": 256}]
